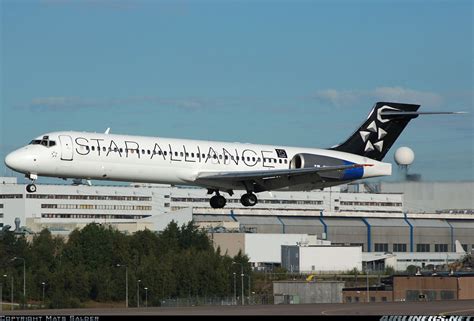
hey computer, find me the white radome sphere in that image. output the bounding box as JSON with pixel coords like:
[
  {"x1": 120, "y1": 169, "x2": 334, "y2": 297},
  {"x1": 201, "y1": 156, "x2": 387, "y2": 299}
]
[{"x1": 394, "y1": 147, "x2": 415, "y2": 166}]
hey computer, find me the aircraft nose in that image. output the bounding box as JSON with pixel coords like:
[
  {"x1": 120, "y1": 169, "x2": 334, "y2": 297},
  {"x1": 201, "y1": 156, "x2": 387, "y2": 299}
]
[
  {"x1": 5, "y1": 151, "x2": 19, "y2": 170},
  {"x1": 4, "y1": 149, "x2": 38, "y2": 173}
]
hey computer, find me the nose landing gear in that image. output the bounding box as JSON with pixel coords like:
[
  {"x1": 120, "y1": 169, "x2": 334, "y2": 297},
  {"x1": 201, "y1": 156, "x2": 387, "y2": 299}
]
[
  {"x1": 25, "y1": 173, "x2": 38, "y2": 193},
  {"x1": 26, "y1": 184, "x2": 37, "y2": 193}
]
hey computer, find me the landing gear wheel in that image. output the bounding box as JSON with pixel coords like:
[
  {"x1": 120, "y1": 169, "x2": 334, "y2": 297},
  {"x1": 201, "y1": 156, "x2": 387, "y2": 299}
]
[
  {"x1": 240, "y1": 193, "x2": 258, "y2": 207},
  {"x1": 26, "y1": 184, "x2": 37, "y2": 193},
  {"x1": 210, "y1": 195, "x2": 227, "y2": 209}
]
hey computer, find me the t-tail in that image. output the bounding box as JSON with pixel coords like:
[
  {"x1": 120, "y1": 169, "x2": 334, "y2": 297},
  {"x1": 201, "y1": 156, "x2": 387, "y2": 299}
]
[{"x1": 330, "y1": 102, "x2": 420, "y2": 161}]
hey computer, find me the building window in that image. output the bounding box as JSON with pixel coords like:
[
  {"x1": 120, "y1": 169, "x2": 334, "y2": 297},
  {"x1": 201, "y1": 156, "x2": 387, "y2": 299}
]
[
  {"x1": 370, "y1": 296, "x2": 376, "y2": 302},
  {"x1": 346, "y1": 296, "x2": 352, "y2": 303},
  {"x1": 417, "y1": 244, "x2": 431, "y2": 252},
  {"x1": 375, "y1": 243, "x2": 389, "y2": 252},
  {"x1": 462, "y1": 244, "x2": 468, "y2": 252},
  {"x1": 393, "y1": 243, "x2": 407, "y2": 252},
  {"x1": 435, "y1": 244, "x2": 448, "y2": 252},
  {"x1": 0, "y1": 194, "x2": 23, "y2": 199}
]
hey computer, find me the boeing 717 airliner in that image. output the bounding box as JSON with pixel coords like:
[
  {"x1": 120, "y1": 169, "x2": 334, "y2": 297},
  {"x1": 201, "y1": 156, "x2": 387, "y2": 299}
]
[{"x1": 4, "y1": 102, "x2": 456, "y2": 208}]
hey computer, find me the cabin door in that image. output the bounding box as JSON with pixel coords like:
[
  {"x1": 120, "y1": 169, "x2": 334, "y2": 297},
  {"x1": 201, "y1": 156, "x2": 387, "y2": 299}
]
[{"x1": 59, "y1": 135, "x2": 74, "y2": 161}]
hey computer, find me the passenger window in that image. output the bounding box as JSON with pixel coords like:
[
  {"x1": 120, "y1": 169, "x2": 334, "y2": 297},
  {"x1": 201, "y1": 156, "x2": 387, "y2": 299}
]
[
  {"x1": 202, "y1": 154, "x2": 206, "y2": 158},
  {"x1": 191, "y1": 153, "x2": 195, "y2": 157},
  {"x1": 103, "y1": 147, "x2": 106, "y2": 152},
  {"x1": 180, "y1": 152, "x2": 184, "y2": 157},
  {"x1": 284, "y1": 159, "x2": 288, "y2": 164},
  {"x1": 119, "y1": 148, "x2": 123, "y2": 153},
  {"x1": 175, "y1": 152, "x2": 178, "y2": 156},
  {"x1": 86, "y1": 146, "x2": 90, "y2": 151},
  {"x1": 142, "y1": 149, "x2": 145, "y2": 154},
  {"x1": 213, "y1": 155, "x2": 217, "y2": 159},
  {"x1": 186, "y1": 152, "x2": 189, "y2": 157},
  {"x1": 252, "y1": 157, "x2": 255, "y2": 162},
  {"x1": 219, "y1": 155, "x2": 222, "y2": 159},
  {"x1": 91, "y1": 146, "x2": 95, "y2": 151},
  {"x1": 279, "y1": 159, "x2": 282, "y2": 164},
  {"x1": 164, "y1": 151, "x2": 167, "y2": 156},
  {"x1": 158, "y1": 151, "x2": 162, "y2": 155},
  {"x1": 147, "y1": 150, "x2": 151, "y2": 155}
]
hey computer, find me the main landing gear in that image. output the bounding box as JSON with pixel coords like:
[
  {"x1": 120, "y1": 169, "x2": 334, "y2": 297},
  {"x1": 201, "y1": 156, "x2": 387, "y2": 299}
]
[
  {"x1": 210, "y1": 192, "x2": 227, "y2": 209},
  {"x1": 25, "y1": 173, "x2": 38, "y2": 193},
  {"x1": 240, "y1": 193, "x2": 258, "y2": 207},
  {"x1": 208, "y1": 190, "x2": 258, "y2": 208}
]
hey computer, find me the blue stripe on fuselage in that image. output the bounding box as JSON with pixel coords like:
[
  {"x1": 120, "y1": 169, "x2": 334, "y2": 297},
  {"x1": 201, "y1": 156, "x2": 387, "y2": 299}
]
[{"x1": 342, "y1": 161, "x2": 364, "y2": 180}]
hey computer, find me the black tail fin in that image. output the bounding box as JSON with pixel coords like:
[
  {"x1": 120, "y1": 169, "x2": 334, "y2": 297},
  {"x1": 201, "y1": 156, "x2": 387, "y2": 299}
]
[{"x1": 330, "y1": 102, "x2": 420, "y2": 161}]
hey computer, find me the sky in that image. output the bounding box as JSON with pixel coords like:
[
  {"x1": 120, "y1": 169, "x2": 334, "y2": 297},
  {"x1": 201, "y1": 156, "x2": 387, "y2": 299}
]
[{"x1": 0, "y1": 0, "x2": 473, "y2": 184}]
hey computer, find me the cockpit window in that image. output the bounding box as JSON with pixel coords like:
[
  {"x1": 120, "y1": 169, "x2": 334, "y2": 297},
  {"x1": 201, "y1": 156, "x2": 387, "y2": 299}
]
[{"x1": 29, "y1": 136, "x2": 56, "y2": 147}]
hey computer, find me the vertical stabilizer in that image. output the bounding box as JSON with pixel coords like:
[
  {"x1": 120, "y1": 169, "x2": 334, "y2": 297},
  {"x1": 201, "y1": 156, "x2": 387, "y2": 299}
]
[{"x1": 330, "y1": 102, "x2": 420, "y2": 161}]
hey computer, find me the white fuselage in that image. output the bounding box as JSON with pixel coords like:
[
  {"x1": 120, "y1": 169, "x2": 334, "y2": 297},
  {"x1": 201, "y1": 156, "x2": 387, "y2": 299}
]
[{"x1": 5, "y1": 131, "x2": 391, "y2": 191}]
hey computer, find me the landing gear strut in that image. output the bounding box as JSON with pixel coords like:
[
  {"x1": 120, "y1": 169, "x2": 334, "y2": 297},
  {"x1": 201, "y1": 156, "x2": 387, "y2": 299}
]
[
  {"x1": 25, "y1": 173, "x2": 38, "y2": 193},
  {"x1": 240, "y1": 193, "x2": 258, "y2": 207},
  {"x1": 209, "y1": 191, "x2": 227, "y2": 209}
]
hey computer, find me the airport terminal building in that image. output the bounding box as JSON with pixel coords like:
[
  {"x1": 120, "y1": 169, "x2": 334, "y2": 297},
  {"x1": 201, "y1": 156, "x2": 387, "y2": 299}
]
[{"x1": 1, "y1": 177, "x2": 473, "y2": 266}]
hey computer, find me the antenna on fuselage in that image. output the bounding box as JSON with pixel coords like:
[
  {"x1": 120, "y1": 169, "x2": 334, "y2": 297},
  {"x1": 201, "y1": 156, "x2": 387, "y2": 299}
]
[{"x1": 104, "y1": 128, "x2": 111, "y2": 134}]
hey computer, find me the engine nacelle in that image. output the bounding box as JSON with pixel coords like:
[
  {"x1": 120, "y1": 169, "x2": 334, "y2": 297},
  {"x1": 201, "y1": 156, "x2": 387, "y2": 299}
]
[
  {"x1": 289, "y1": 153, "x2": 364, "y2": 180},
  {"x1": 290, "y1": 153, "x2": 346, "y2": 169}
]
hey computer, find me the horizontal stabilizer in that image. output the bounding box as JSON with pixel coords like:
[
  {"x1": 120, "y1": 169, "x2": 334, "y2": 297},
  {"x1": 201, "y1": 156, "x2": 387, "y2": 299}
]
[{"x1": 380, "y1": 111, "x2": 467, "y2": 117}]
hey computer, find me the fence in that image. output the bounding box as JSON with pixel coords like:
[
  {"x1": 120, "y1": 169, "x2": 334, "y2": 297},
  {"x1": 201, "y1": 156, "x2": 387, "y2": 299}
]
[{"x1": 159, "y1": 294, "x2": 273, "y2": 307}]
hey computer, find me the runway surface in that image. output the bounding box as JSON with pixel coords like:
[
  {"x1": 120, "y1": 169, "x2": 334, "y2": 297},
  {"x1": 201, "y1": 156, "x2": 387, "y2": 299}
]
[{"x1": 3, "y1": 300, "x2": 474, "y2": 316}]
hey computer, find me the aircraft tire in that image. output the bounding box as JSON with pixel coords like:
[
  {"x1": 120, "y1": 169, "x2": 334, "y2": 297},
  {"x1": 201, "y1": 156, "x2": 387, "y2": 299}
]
[
  {"x1": 26, "y1": 184, "x2": 37, "y2": 193},
  {"x1": 240, "y1": 193, "x2": 258, "y2": 207},
  {"x1": 210, "y1": 195, "x2": 226, "y2": 209}
]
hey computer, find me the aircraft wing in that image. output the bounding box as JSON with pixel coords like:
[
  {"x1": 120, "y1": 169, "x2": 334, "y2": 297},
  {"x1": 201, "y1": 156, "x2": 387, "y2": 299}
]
[{"x1": 194, "y1": 163, "x2": 371, "y2": 192}]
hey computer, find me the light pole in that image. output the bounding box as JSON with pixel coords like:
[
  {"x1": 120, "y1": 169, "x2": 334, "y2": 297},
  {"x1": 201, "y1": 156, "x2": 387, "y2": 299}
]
[
  {"x1": 366, "y1": 265, "x2": 370, "y2": 303},
  {"x1": 232, "y1": 262, "x2": 244, "y2": 305},
  {"x1": 232, "y1": 272, "x2": 236, "y2": 305},
  {"x1": 1, "y1": 274, "x2": 6, "y2": 312},
  {"x1": 116, "y1": 264, "x2": 128, "y2": 308},
  {"x1": 137, "y1": 279, "x2": 141, "y2": 308},
  {"x1": 10, "y1": 275, "x2": 14, "y2": 311},
  {"x1": 241, "y1": 272, "x2": 244, "y2": 306},
  {"x1": 0, "y1": 281, "x2": 2, "y2": 312},
  {"x1": 11, "y1": 257, "x2": 25, "y2": 308},
  {"x1": 248, "y1": 274, "x2": 251, "y2": 305},
  {"x1": 41, "y1": 282, "x2": 46, "y2": 308},
  {"x1": 144, "y1": 287, "x2": 148, "y2": 308}
]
